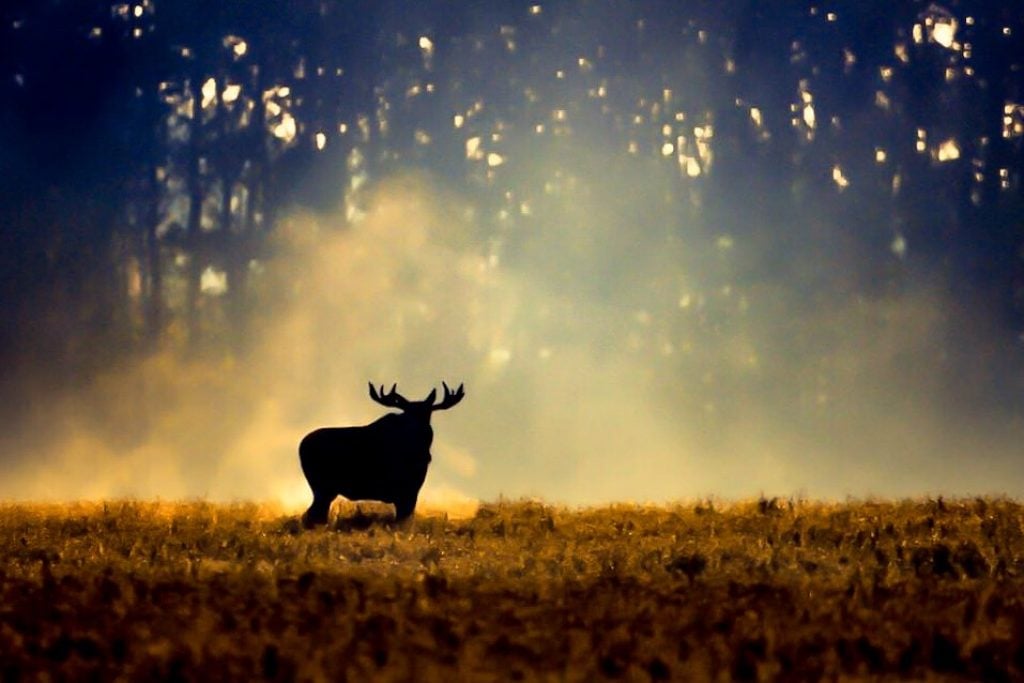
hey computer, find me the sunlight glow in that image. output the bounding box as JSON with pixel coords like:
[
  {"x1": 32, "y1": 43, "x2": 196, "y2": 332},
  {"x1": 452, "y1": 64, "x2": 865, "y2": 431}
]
[
  {"x1": 928, "y1": 15, "x2": 957, "y2": 49},
  {"x1": 832, "y1": 165, "x2": 850, "y2": 190},
  {"x1": 803, "y1": 104, "x2": 816, "y2": 130},
  {"x1": 465, "y1": 136, "x2": 483, "y2": 160},
  {"x1": 272, "y1": 113, "x2": 297, "y2": 142},
  {"x1": 680, "y1": 155, "x2": 701, "y2": 177},
  {"x1": 1004, "y1": 103, "x2": 1024, "y2": 139},
  {"x1": 797, "y1": 82, "x2": 816, "y2": 139},
  {"x1": 419, "y1": 36, "x2": 434, "y2": 58},
  {"x1": 200, "y1": 266, "x2": 228, "y2": 296},
  {"x1": 890, "y1": 234, "x2": 907, "y2": 259},
  {"x1": 201, "y1": 78, "x2": 217, "y2": 109},
  {"x1": 694, "y1": 124, "x2": 713, "y2": 171},
  {"x1": 842, "y1": 48, "x2": 856, "y2": 71},
  {"x1": 488, "y1": 348, "x2": 512, "y2": 367},
  {"x1": 936, "y1": 138, "x2": 960, "y2": 162},
  {"x1": 224, "y1": 36, "x2": 248, "y2": 59}
]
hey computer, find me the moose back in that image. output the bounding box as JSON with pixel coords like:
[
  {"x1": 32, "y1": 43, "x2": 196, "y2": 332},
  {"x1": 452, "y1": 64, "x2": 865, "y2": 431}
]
[{"x1": 299, "y1": 382, "x2": 465, "y2": 527}]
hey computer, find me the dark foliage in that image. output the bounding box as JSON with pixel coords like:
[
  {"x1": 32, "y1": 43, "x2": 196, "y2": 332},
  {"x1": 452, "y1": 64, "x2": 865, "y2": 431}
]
[{"x1": 1, "y1": 0, "x2": 1022, "y2": 399}]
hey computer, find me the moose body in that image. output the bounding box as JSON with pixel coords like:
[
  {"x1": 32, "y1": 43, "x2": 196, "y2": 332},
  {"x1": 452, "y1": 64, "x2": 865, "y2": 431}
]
[{"x1": 299, "y1": 382, "x2": 464, "y2": 527}]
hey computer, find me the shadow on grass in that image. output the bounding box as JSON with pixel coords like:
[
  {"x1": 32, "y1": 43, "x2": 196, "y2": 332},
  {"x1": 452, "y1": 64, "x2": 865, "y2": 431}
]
[
  {"x1": 331, "y1": 504, "x2": 401, "y2": 532},
  {"x1": 276, "y1": 502, "x2": 403, "y2": 535}
]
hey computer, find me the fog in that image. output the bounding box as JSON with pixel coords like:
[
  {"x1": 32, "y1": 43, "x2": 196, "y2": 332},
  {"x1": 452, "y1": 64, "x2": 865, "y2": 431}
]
[{"x1": 3, "y1": 155, "x2": 1023, "y2": 510}]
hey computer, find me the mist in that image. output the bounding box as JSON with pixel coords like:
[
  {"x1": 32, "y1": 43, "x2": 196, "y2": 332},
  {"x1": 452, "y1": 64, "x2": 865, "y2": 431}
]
[
  {"x1": 4, "y1": 155, "x2": 1022, "y2": 510},
  {"x1": 3, "y1": 2, "x2": 1023, "y2": 509}
]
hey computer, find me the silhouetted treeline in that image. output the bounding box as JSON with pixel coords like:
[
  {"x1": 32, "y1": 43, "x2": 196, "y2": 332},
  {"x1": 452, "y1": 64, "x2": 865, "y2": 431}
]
[{"x1": 0, "y1": 0, "x2": 1022, "y2": 406}]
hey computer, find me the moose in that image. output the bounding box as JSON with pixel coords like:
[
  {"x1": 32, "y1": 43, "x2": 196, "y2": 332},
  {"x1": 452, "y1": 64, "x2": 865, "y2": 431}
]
[{"x1": 298, "y1": 381, "x2": 465, "y2": 528}]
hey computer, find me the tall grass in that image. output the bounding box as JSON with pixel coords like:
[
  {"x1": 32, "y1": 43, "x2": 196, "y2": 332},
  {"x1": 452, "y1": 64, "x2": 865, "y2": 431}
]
[{"x1": 2, "y1": 498, "x2": 1023, "y2": 679}]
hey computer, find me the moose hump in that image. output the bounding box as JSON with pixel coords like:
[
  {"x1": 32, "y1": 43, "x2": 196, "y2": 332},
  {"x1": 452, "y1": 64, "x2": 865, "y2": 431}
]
[{"x1": 298, "y1": 382, "x2": 465, "y2": 528}]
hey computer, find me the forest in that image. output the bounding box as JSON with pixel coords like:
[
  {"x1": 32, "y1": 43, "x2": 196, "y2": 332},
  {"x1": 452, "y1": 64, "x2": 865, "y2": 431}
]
[{"x1": 2, "y1": 1, "x2": 1024, "y2": 502}]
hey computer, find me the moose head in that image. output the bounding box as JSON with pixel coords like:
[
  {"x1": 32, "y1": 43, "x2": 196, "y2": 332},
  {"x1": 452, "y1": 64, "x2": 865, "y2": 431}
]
[{"x1": 299, "y1": 382, "x2": 465, "y2": 528}]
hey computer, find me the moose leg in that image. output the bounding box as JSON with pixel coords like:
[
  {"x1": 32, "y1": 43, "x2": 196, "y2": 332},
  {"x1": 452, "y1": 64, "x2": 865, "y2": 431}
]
[
  {"x1": 394, "y1": 495, "x2": 418, "y2": 523},
  {"x1": 302, "y1": 493, "x2": 334, "y2": 529}
]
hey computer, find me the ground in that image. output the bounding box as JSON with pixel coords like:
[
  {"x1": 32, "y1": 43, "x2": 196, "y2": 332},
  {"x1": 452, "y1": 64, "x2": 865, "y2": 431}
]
[{"x1": 1, "y1": 498, "x2": 1023, "y2": 680}]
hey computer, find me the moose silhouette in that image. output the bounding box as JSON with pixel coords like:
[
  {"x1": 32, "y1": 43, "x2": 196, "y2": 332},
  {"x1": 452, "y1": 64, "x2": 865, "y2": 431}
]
[{"x1": 299, "y1": 381, "x2": 465, "y2": 527}]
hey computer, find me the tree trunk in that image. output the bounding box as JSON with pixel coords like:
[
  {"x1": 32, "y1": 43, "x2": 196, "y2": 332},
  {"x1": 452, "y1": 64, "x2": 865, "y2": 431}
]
[
  {"x1": 144, "y1": 167, "x2": 164, "y2": 345},
  {"x1": 185, "y1": 69, "x2": 204, "y2": 351},
  {"x1": 221, "y1": 174, "x2": 250, "y2": 351}
]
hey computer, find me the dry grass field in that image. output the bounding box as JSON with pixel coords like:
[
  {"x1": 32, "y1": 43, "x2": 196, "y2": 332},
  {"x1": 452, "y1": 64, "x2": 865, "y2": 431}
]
[{"x1": 2, "y1": 498, "x2": 1024, "y2": 681}]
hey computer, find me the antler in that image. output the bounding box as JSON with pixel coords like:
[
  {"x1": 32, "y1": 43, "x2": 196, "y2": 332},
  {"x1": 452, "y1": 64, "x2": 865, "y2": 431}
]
[
  {"x1": 432, "y1": 381, "x2": 465, "y2": 411},
  {"x1": 368, "y1": 382, "x2": 411, "y2": 409}
]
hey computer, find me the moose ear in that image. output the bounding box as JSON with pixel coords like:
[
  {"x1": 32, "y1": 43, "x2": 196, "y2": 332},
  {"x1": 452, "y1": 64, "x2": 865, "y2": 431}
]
[{"x1": 424, "y1": 388, "x2": 437, "y2": 404}]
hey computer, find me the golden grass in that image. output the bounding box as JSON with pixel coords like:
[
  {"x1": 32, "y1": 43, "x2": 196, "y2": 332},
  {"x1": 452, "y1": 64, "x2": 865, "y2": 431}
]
[{"x1": 2, "y1": 497, "x2": 1023, "y2": 680}]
